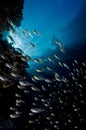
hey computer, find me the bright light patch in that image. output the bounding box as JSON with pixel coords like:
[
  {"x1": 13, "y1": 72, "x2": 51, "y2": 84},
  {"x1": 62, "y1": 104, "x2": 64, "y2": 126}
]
[{"x1": 7, "y1": 31, "x2": 23, "y2": 49}]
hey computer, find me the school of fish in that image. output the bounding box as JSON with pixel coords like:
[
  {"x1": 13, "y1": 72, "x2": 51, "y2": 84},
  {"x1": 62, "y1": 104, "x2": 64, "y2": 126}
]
[{"x1": 0, "y1": 18, "x2": 86, "y2": 130}]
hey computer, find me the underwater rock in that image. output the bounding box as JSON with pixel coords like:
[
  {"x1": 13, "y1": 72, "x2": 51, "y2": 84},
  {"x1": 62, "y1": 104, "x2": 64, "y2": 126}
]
[{"x1": 0, "y1": 0, "x2": 24, "y2": 32}]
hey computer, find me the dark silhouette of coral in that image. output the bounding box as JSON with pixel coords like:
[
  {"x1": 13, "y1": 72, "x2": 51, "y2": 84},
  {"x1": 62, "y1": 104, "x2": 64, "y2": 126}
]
[{"x1": 0, "y1": 0, "x2": 24, "y2": 32}]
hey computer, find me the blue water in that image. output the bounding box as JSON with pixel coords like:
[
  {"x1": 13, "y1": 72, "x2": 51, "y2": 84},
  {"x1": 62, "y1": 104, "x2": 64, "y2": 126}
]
[
  {"x1": 18, "y1": 0, "x2": 85, "y2": 70},
  {"x1": 5, "y1": 0, "x2": 85, "y2": 69},
  {"x1": 21, "y1": 0, "x2": 85, "y2": 51}
]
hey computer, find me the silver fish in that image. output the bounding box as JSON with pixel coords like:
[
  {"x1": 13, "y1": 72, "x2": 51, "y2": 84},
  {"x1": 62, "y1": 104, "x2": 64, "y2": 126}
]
[
  {"x1": 74, "y1": 59, "x2": 78, "y2": 64},
  {"x1": 47, "y1": 57, "x2": 54, "y2": 63},
  {"x1": 10, "y1": 114, "x2": 21, "y2": 118},
  {"x1": 35, "y1": 69, "x2": 43, "y2": 73},
  {"x1": 17, "y1": 85, "x2": 26, "y2": 89},
  {"x1": 31, "y1": 85, "x2": 40, "y2": 91},
  {"x1": 54, "y1": 54, "x2": 60, "y2": 60},
  {"x1": 25, "y1": 29, "x2": 33, "y2": 38},
  {"x1": 0, "y1": 54, "x2": 7, "y2": 60},
  {"x1": 30, "y1": 42, "x2": 36, "y2": 48},
  {"x1": 33, "y1": 30, "x2": 41, "y2": 36},
  {"x1": 33, "y1": 58, "x2": 41, "y2": 63},
  {"x1": 33, "y1": 76, "x2": 44, "y2": 81},
  {"x1": 45, "y1": 79, "x2": 52, "y2": 83},
  {"x1": 15, "y1": 93, "x2": 22, "y2": 98},
  {"x1": 10, "y1": 107, "x2": 17, "y2": 111},
  {"x1": 41, "y1": 85, "x2": 47, "y2": 91},
  {"x1": 55, "y1": 77, "x2": 61, "y2": 82},
  {"x1": 30, "y1": 108, "x2": 45, "y2": 113},
  {"x1": 46, "y1": 67, "x2": 52, "y2": 71},
  {"x1": 10, "y1": 72, "x2": 18, "y2": 77},
  {"x1": 5, "y1": 63, "x2": 13, "y2": 69},
  {"x1": 63, "y1": 62, "x2": 70, "y2": 70},
  {"x1": 0, "y1": 75, "x2": 10, "y2": 82},
  {"x1": 19, "y1": 81, "x2": 33, "y2": 86},
  {"x1": 15, "y1": 111, "x2": 23, "y2": 115}
]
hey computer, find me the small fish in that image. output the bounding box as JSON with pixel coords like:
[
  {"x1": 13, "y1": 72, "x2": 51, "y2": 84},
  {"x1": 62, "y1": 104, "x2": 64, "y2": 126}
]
[
  {"x1": 8, "y1": 35, "x2": 15, "y2": 43},
  {"x1": 34, "y1": 97, "x2": 39, "y2": 101},
  {"x1": 10, "y1": 72, "x2": 18, "y2": 77},
  {"x1": 16, "y1": 99, "x2": 25, "y2": 104},
  {"x1": 39, "y1": 57, "x2": 45, "y2": 62},
  {"x1": 44, "y1": 103, "x2": 50, "y2": 107},
  {"x1": 30, "y1": 42, "x2": 36, "y2": 48},
  {"x1": 33, "y1": 30, "x2": 41, "y2": 36},
  {"x1": 33, "y1": 76, "x2": 42, "y2": 81},
  {"x1": 24, "y1": 90, "x2": 30, "y2": 94},
  {"x1": 15, "y1": 93, "x2": 22, "y2": 98},
  {"x1": 55, "y1": 77, "x2": 61, "y2": 82},
  {"x1": 3, "y1": 83, "x2": 13, "y2": 88},
  {"x1": 47, "y1": 57, "x2": 54, "y2": 63},
  {"x1": 10, "y1": 107, "x2": 17, "y2": 111},
  {"x1": 63, "y1": 62, "x2": 70, "y2": 70},
  {"x1": 84, "y1": 76, "x2": 86, "y2": 79},
  {"x1": 10, "y1": 114, "x2": 21, "y2": 118},
  {"x1": 15, "y1": 111, "x2": 23, "y2": 115},
  {"x1": 74, "y1": 59, "x2": 78, "y2": 64},
  {"x1": 41, "y1": 85, "x2": 47, "y2": 91},
  {"x1": 45, "y1": 79, "x2": 52, "y2": 83},
  {"x1": 30, "y1": 108, "x2": 45, "y2": 113},
  {"x1": 21, "y1": 57, "x2": 26, "y2": 62},
  {"x1": 10, "y1": 26, "x2": 18, "y2": 34},
  {"x1": 58, "y1": 61, "x2": 63, "y2": 67},
  {"x1": 0, "y1": 54, "x2": 7, "y2": 60},
  {"x1": 35, "y1": 69, "x2": 43, "y2": 73},
  {"x1": 31, "y1": 77, "x2": 37, "y2": 82},
  {"x1": 55, "y1": 72, "x2": 60, "y2": 78},
  {"x1": 46, "y1": 67, "x2": 52, "y2": 71},
  {"x1": 33, "y1": 58, "x2": 40, "y2": 63},
  {"x1": 21, "y1": 55, "x2": 32, "y2": 62},
  {"x1": 55, "y1": 40, "x2": 65, "y2": 53},
  {"x1": 54, "y1": 54, "x2": 60, "y2": 60},
  {"x1": 17, "y1": 85, "x2": 26, "y2": 89},
  {"x1": 7, "y1": 17, "x2": 14, "y2": 27},
  {"x1": 41, "y1": 98, "x2": 46, "y2": 103},
  {"x1": 51, "y1": 113, "x2": 55, "y2": 117},
  {"x1": 31, "y1": 85, "x2": 40, "y2": 91},
  {"x1": 25, "y1": 29, "x2": 33, "y2": 38},
  {"x1": 19, "y1": 81, "x2": 33, "y2": 86},
  {"x1": 28, "y1": 120, "x2": 35, "y2": 123},
  {"x1": 0, "y1": 75, "x2": 10, "y2": 82},
  {"x1": 60, "y1": 47, "x2": 65, "y2": 53},
  {"x1": 15, "y1": 48, "x2": 23, "y2": 54},
  {"x1": 5, "y1": 63, "x2": 13, "y2": 69},
  {"x1": 82, "y1": 62, "x2": 86, "y2": 67},
  {"x1": 22, "y1": 30, "x2": 26, "y2": 36},
  {"x1": 62, "y1": 77, "x2": 69, "y2": 83},
  {"x1": 55, "y1": 40, "x2": 62, "y2": 46}
]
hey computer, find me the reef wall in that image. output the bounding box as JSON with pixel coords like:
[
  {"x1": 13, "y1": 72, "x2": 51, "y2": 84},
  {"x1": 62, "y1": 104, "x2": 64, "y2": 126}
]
[
  {"x1": 0, "y1": 0, "x2": 28, "y2": 129},
  {"x1": 0, "y1": 0, "x2": 24, "y2": 32}
]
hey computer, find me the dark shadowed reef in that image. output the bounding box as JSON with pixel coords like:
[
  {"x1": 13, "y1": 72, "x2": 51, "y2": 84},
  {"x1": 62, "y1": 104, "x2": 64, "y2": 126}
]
[
  {"x1": 0, "y1": 0, "x2": 28, "y2": 129},
  {"x1": 0, "y1": 0, "x2": 24, "y2": 32}
]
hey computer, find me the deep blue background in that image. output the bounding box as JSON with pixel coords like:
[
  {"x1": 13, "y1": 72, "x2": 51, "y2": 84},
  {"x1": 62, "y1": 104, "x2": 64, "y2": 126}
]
[{"x1": 20, "y1": 0, "x2": 86, "y2": 69}]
